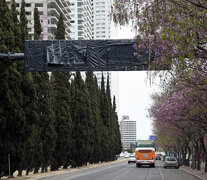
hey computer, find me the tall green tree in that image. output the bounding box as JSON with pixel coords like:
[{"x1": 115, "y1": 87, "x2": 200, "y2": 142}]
[
  {"x1": 99, "y1": 74, "x2": 110, "y2": 161},
  {"x1": 0, "y1": 0, "x2": 15, "y2": 52},
  {"x1": 32, "y1": 72, "x2": 56, "y2": 173},
  {"x1": 50, "y1": 72, "x2": 72, "y2": 171},
  {"x1": 17, "y1": 69, "x2": 39, "y2": 176},
  {"x1": 11, "y1": 0, "x2": 21, "y2": 51},
  {"x1": 20, "y1": 0, "x2": 28, "y2": 51},
  {"x1": 34, "y1": 6, "x2": 41, "y2": 40},
  {"x1": 70, "y1": 72, "x2": 92, "y2": 167},
  {"x1": 112, "y1": 96, "x2": 122, "y2": 156},
  {"x1": 85, "y1": 72, "x2": 102, "y2": 163},
  {"x1": 0, "y1": 0, "x2": 26, "y2": 177},
  {"x1": 50, "y1": 14, "x2": 72, "y2": 170},
  {"x1": 106, "y1": 74, "x2": 115, "y2": 160},
  {"x1": 55, "y1": 13, "x2": 65, "y2": 40}
]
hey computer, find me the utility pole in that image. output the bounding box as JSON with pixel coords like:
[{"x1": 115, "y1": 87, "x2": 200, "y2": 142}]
[{"x1": 8, "y1": 154, "x2": 11, "y2": 178}]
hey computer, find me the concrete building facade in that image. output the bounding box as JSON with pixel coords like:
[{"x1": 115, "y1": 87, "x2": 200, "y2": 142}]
[
  {"x1": 120, "y1": 115, "x2": 137, "y2": 150},
  {"x1": 6, "y1": 0, "x2": 71, "y2": 40},
  {"x1": 69, "y1": 0, "x2": 93, "y2": 40},
  {"x1": 93, "y1": 0, "x2": 111, "y2": 39}
]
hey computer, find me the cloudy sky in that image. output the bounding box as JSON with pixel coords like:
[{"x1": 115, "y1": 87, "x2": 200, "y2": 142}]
[{"x1": 111, "y1": 25, "x2": 161, "y2": 140}]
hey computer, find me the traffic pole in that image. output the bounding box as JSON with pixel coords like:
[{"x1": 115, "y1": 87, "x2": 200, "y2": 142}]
[{"x1": 8, "y1": 154, "x2": 11, "y2": 178}]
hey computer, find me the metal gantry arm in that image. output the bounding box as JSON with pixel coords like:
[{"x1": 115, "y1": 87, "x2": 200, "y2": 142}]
[
  {"x1": 0, "y1": 53, "x2": 24, "y2": 62},
  {"x1": 0, "y1": 40, "x2": 158, "y2": 71}
]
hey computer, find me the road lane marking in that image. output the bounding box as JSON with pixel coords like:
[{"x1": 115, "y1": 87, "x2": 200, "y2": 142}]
[
  {"x1": 158, "y1": 161, "x2": 165, "y2": 180},
  {"x1": 111, "y1": 168, "x2": 133, "y2": 180}
]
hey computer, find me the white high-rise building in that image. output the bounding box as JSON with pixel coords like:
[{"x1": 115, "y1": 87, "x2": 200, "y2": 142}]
[
  {"x1": 93, "y1": 0, "x2": 111, "y2": 39},
  {"x1": 120, "y1": 115, "x2": 137, "y2": 150},
  {"x1": 69, "y1": 0, "x2": 93, "y2": 40},
  {"x1": 6, "y1": 0, "x2": 71, "y2": 40},
  {"x1": 69, "y1": 0, "x2": 111, "y2": 40}
]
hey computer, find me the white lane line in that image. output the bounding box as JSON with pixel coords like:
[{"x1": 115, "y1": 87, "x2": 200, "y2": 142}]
[
  {"x1": 111, "y1": 168, "x2": 133, "y2": 180},
  {"x1": 158, "y1": 162, "x2": 165, "y2": 180}
]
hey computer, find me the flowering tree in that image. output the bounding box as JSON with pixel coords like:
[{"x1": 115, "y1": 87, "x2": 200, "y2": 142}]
[
  {"x1": 111, "y1": 0, "x2": 207, "y2": 71},
  {"x1": 149, "y1": 78, "x2": 207, "y2": 170}
]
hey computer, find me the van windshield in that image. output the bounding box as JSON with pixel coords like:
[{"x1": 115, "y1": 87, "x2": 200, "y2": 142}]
[{"x1": 139, "y1": 150, "x2": 152, "y2": 153}]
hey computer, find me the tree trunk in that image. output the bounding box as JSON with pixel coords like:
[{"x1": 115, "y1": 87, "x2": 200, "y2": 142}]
[
  {"x1": 199, "y1": 135, "x2": 207, "y2": 172},
  {"x1": 196, "y1": 140, "x2": 201, "y2": 170},
  {"x1": 17, "y1": 170, "x2": 22, "y2": 176},
  {"x1": 186, "y1": 145, "x2": 191, "y2": 167},
  {"x1": 193, "y1": 141, "x2": 198, "y2": 169},
  {"x1": 41, "y1": 165, "x2": 44, "y2": 173},
  {"x1": 26, "y1": 169, "x2": 30, "y2": 176},
  {"x1": 33, "y1": 166, "x2": 39, "y2": 174},
  {"x1": 205, "y1": 155, "x2": 207, "y2": 173}
]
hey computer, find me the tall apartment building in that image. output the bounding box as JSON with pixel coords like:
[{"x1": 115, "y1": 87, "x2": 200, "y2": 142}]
[
  {"x1": 69, "y1": 0, "x2": 93, "y2": 40},
  {"x1": 69, "y1": 0, "x2": 111, "y2": 40},
  {"x1": 6, "y1": 0, "x2": 71, "y2": 40},
  {"x1": 93, "y1": 0, "x2": 111, "y2": 39},
  {"x1": 120, "y1": 115, "x2": 137, "y2": 150},
  {"x1": 92, "y1": 0, "x2": 112, "y2": 87}
]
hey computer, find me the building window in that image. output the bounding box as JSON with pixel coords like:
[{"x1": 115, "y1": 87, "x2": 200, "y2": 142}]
[
  {"x1": 25, "y1": 3, "x2": 31, "y2": 7},
  {"x1": 39, "y1": 11, "x2": 43, "y2": 15},
  {"x1": 35, "y1": 3, "x2": 43, "y2": 7},
  {"x1": 25, "y1": 11, "x2": 31, "y2": 15}
]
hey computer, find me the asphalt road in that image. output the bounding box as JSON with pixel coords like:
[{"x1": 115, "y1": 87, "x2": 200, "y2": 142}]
[{"x1": 38, "y1": 160, "x2": 201, "y2": 180}]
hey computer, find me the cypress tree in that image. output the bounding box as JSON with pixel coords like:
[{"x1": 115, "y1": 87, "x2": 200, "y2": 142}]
[
  {"x1": 55, "y1": 13, "x2": 65, "y2": 40},
  {"x1": 20, "y1": 0, "x2": 28, "y2": 51},
  {"x1": 32, "y1": 72, "x2": 56, "y2": 173},
  {"x1": 85, "y1": 72, "x2": 102, "y2": 163},
  {"x1": 0, "y1": 0, "x2": 26, "y2": 177},
  {"x1": 11, "y1": 0, "x2": 21, "y2": 51},
  {"x1": 112, "y1": 96, "x2": 122, "y2": 156},
  {"x1": 18, "y1": 70, "x2": 39, "y2": 176},
  {"x1": 0, "y1": 0, "x2": 15, "y2": 52},
  {"x1": 106, "y1": 74, "x2": 115, "y2": 161},
  {"x1": 99, "y1": 73, "x2": 110, "y2": 161},
  {"x1": 50, "y1": 13, "x2": 72, "y2": 170},
  {"x1": 50, "y1": 72, "x2": 72, "y2": 171},
  {"x1": 70, "y1": 72, "x2": 92, "y2": 167},
  {"x1": 34, "y1": 6, "x2": 41, "y2": 40}
]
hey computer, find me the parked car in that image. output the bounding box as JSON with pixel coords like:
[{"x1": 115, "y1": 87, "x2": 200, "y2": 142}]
[
  {"x1": 164, "y1": 156, "x2": 179, "y2": 169},
  {"x1": 128, "y1": 155, "x2": 136, "y2": 164}
]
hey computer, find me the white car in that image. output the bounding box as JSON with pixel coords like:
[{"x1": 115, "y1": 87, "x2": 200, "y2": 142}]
[{"x1": 128, "y1": 155, "x2": 136, "y2": 164}]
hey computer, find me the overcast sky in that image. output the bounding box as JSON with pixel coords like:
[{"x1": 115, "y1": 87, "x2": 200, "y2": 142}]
[{"x1": 111, "y1": 24, "x2": 161, "y2": 140}]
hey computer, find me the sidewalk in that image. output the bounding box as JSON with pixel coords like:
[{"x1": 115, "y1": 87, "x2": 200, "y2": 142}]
[
  {"x1": 3, "y1": 158, "x2": 127, "y2": 180},
  {"x1": 181, "y1": 165, "x2": 207, "y2": 180}
]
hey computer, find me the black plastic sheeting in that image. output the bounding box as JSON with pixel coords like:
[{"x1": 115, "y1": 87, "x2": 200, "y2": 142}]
[{"x1": 24, "y1": 40, "x2": 153, "y2": 72}]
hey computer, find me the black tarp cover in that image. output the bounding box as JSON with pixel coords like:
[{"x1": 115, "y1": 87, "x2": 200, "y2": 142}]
[{"x1": 24, "y1": 39, "x2": 152, "y2": 72}]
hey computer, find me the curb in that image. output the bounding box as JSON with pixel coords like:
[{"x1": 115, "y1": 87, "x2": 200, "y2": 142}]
[
  {"x1": 15, "y1": 159, "x2": 127, "y2": 180},
  {"x1": 181, "y1": 168, "x2": 206, "y2": 180}
]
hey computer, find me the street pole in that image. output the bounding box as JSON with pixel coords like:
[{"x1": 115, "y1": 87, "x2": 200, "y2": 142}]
[
  {"x1": 191, "y1": 134, "x2": 195, "y2": 170},
  {"x1": 8, "y1": 154, "x2": 11, "y2": 178}
]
